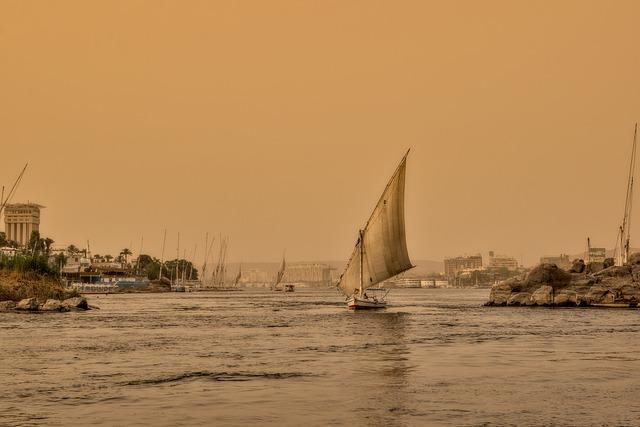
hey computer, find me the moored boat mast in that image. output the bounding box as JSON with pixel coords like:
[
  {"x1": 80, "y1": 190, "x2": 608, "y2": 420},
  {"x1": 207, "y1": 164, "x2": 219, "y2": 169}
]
[{"x1": 616, "y1": 123, "x2": 638, "y2": 266}]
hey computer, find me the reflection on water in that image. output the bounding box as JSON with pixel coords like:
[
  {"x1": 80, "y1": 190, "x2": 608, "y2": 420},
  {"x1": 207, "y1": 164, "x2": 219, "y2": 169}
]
[{"x1": 1, "y1": 289, "x2": 639, "y2": 426}]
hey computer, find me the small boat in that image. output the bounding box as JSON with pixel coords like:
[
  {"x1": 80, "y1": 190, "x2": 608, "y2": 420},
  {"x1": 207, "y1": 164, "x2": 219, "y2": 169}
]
[
  {"x1": 284, "y1": 284, "x2": 295, "y2": 292},
  {"x1": 336, "y1": 150, "x2": 414, "y2": 310}
]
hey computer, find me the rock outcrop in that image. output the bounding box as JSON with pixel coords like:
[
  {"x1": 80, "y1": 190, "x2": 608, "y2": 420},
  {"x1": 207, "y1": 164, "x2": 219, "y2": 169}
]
[
  {"x1": 62, "y1": 297, "x2": 89, "y2": 310},
  {"x1": 0, "y1": 300, "x2": 17, "y2": 311},
  {"x1": 16, "y1": 297, "x2": 39, "y2": 311},
  {"x1": 487, "y1": 255, "x2": 640, "y2": 308},
  {"x1": 40, "y1": 299, "x2": 69, "y2": 312},
  {"x1": 569, "y1": 259, "x2": 585, "y2": 273},
  {"x1": 0, "y1": 297, "x2": 91, "y2": 313}
]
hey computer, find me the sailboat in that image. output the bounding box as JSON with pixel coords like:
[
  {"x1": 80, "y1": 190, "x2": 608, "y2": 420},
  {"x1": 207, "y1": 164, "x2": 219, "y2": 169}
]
[
  {"x1": 233, "y1": 264, "x2": 242, "y2": 287},
  {"x1": 614, "y1": 123, "x2": 638, "y2": 266},
  {"x1": 336, "y1": 150, "x2": 414, "y2": 309},
  {"x1": 211, "y1": 236, "x2": 229, "y2": 288},
  {"x1": 271, "y1": 253, "x2": 292, "y2": 292}
]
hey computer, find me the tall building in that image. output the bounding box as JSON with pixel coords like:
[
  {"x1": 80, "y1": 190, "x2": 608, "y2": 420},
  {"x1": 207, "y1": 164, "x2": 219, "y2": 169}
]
[
  {"x1": 444, "y1": 255, "x2": 482, "y2": 277},
  {"x1": 487, "y1": 251, "x2": 519, "y2": 271},
  {"x1": 3, "y1": 203, "x2": 43, "y2": 246}
]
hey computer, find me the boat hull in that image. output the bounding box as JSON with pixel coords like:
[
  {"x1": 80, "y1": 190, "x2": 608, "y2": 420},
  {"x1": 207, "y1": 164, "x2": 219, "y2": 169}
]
[
  {"x1": 347, "y1": 295, "x2": 387, "y2": 310},
  {"x1": 591, "y1": 303, "x2": 636, "y2": 308}
]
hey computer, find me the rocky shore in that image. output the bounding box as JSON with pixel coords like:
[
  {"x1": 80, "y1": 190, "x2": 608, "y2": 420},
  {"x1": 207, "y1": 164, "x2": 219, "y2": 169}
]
[
  {"x1": 486, "y1": 253, "x2": 640, "y2": 308},
  {"x1": 0, "y1": 269, "x2": 92, "y2": 313},
  {"x1": 0, "y1": 296, "x2": 91, "y2": 312}
]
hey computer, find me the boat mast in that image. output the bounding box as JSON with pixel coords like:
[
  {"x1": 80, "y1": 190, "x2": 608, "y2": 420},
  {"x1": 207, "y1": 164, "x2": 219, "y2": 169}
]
[
  {"x1": 182, "y1": 249, "x2": 187, "y2": 285},
  {"x1": 625, "y1": 123, "x2": 638, "y2": 264},
  {"x1": 175, "y1": 232, "x2": 180, "y2": 286},
  {"x1": 586, "y1": 237, "x2": 591, "y2": 264},
  {"x1": 188, "y1": 244, "x2": 196, "y2": 281},
  {"x1": 359, "y1": 229, "x2": 364, "y2": 296},
  {"x1": 619, "y1": 123, "x2": 638, "y2": 265},
  {"x1": 159, "y1": 229, "x2": 167, "y2": 281}
]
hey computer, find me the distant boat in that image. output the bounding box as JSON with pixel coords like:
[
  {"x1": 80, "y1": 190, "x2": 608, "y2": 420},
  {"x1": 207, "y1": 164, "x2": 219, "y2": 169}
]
[
  {"x1": 233, "y1": 264, "x2": 242, "y2": 287},
  {"x1": 272, "y1": 253, "x2": 291, "y2": 292},
  {"x1": 336, "y1": 150, "x2": 414, "y2": 309}
]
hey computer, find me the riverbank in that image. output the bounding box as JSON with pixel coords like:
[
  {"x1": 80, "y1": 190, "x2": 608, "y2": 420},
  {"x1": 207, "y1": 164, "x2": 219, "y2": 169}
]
[
  {"x1": 0, "y1": 269, "x2": 78, "y2": 302},
  {"x1": 486, "y1": 255, "x2": 640, "y2": 307},
  {"x1": 0, "y1": 269, "x2": 91, "y2": 312}
]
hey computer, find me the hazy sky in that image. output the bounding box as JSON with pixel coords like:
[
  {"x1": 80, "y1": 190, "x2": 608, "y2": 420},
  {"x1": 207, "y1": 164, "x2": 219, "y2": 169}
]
[{"x1": 1, "y1": 1, "x2": 639, "y2": 265}]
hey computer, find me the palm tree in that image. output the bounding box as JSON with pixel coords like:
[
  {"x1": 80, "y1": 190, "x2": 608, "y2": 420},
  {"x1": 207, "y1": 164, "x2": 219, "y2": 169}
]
[
  {"x1": 120, "y1": 248, "x2": 132, "y2": 265},
  {"x1": 104, "y1": 254, "x2": 113, "y2": 262},
  {"x1": 43, "y1": 238, "x2": 54, "y2": 255},
  {"x1": 67, "y1": 244, "x2": 79, "y2": 255}
]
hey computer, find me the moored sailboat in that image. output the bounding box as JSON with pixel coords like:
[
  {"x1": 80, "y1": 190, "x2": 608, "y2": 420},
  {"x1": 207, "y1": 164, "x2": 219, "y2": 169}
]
[
  {"x1": 336, "y1": 150, "x2": 414, "y2": 309},
  {"x1": 614, "y1": 123, "x2": 638, "y2": 266}
]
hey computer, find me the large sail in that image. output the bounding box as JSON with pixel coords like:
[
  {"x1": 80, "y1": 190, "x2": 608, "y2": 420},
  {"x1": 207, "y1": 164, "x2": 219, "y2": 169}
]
[
  {"x1": 273, "y1": 255, "x2": 286, "y2": 289},
  {"x1": 337, "y1": 151, "x2": 413, "y2": 296},
  {"x1": 233, "y1": 265, "x2": 242, "y2": 287}
]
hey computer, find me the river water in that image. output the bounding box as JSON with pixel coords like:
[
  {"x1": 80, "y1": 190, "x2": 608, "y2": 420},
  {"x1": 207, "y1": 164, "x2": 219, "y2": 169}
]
[{"x1": 1, "y1": 288, "x2": 639, "y2": 426}]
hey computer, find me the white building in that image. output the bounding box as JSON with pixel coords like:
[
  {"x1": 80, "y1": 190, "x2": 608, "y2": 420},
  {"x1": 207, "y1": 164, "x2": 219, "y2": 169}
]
[{"x1": 3, "y1": 203, "x2": 43, "y2": 247}]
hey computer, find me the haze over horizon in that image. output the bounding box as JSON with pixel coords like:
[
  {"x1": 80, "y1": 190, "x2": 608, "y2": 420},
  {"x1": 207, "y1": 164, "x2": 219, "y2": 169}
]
[{"x1": 2, "y1": 1, "x2": 640, "y2": 266}]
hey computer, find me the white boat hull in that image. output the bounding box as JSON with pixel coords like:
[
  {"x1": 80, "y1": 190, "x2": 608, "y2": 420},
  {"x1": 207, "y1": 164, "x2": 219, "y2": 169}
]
[{"x1": 347, "y1": 295, "x2": 387, "y2": 310}]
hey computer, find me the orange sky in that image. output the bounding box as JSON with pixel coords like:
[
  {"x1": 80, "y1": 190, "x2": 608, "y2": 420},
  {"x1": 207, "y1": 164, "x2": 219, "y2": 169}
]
[{"x1": 1, "y1": 1, "x2": 640, "y2": 265}]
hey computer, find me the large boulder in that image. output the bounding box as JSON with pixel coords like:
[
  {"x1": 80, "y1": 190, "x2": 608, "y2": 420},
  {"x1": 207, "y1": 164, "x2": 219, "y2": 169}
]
[
  {"x1": 586, "y1": 285, "x2": 616, "y2": 304},
  {"x1": 40, "y1": 299, "x2": 69, "y2": 312},
  {"x1": 487, "y1": 282, "x2": 512, "y2": 306},
  {"x1": 631, "y1": 265, "x2": 640, "y2": 282},
  {"x1": 507, "y1": 292, "x2": 532, "y2": 306},
  {"x1": 585, "y1": 262, "x2": 605, "y2": 274},
  {"x1": 16, "y1": 298, "x2": 39, "y2": 311},
  {"x1": 618, "y1": 284, "x2": 640, "y2": 303},
  {"x1": 525, "y1": 264, "x2": 571, "y2": 290},
  {"x1": 594, "y1": 265, "x2": 632, "y2": 278},
  {"x1": 531, "y1": 285, "x2": 554, "y2": 305},
  {"x1": 0, "y1": 301, "x2": 17, "y2": 311},
  {"x1": 62, "y1": 297, "x2": 89, "y2": 310},
  {"x1": 554, "y1": 289, "x2": 578, "y2": 306},
  {"x1": 627, "y1": 252, "x2": 640, "y2": 266},
  {"x1": 569, "y1": 259, "x2": 585, "y2": 273}
]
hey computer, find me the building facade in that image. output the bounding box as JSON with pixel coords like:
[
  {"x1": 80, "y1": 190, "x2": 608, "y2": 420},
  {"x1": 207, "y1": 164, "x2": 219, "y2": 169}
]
[
  {"x1": 3, "y1": 203, "x2": 43, "y2": 246},
  {"x1": 488, "y1": 251, "x2": 519, "y2": 271},
  {"x1": 444, "y1": 255, "x2": 483, "y2": 277},
  {"x1": 242, "y1": 263, "x2": 334, "y2": 287},
  {"x1": 588, "y1": 247, "x2": 606, "y2": 263},
  {"x1": 283, "y1": 263, "x2": 333, "y2": 287}
]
